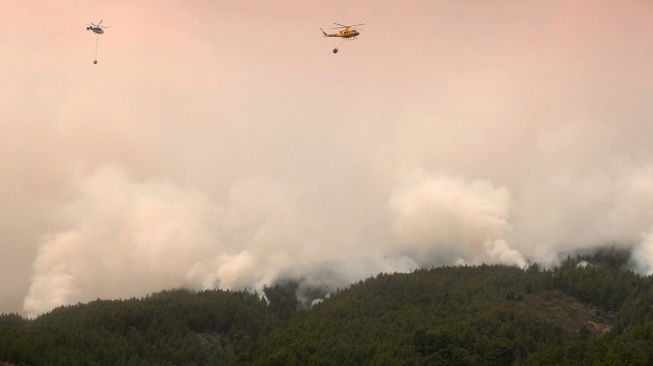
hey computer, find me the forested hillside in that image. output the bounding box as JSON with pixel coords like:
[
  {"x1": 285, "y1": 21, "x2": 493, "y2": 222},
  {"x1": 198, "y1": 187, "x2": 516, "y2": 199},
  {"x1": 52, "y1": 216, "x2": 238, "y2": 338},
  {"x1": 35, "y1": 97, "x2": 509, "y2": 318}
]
[
  {"x1": 0, "y1": 289, "x2": 279, "y2": 365},
  {"x1": 2, "y1": 248, "x2": 653, "y2": 365},
  {"x1": 243, "y1": 248, "x2": 653, "y2": 365}
]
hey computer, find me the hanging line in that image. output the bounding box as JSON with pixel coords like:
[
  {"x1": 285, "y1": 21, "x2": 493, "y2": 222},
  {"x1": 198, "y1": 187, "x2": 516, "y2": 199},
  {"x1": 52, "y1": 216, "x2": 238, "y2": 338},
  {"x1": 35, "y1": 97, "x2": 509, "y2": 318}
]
[
  {"x1": 95, "y1": 34, "x2": 99, "y2": 61},
  {"x1": 333, "y1": 38, "x2": 347, "y2": 52}
]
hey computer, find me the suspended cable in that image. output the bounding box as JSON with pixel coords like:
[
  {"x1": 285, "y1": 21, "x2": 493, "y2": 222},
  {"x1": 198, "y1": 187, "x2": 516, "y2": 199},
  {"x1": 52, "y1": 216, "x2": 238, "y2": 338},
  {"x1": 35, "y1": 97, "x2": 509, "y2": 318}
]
[
  {"x1": 94, "y1": 34, "x2": 99, "y2": 64},
  {"x1": 333, "y1": 39, "x2": 347, "y2": 54}
]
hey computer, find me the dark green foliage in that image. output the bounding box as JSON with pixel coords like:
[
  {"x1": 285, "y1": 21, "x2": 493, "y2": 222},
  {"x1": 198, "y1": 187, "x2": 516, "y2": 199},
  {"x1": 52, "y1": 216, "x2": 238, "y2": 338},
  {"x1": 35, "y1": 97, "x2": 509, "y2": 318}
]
[
  {"x1": 242, "y1": 249, "x2": 653, "y2": 365},
  {"x1": 242, "y1": 265, "x2": 572, "y2": 365},
  {"x1": 0, "y1": 288, "x2": 275, "y2": 365},
  {"x1": 263, "y1": 282, "x2": 299, "y2": 321},
  {"x1": 3, "y1": 247, "x2": 653, "y2": 365}
]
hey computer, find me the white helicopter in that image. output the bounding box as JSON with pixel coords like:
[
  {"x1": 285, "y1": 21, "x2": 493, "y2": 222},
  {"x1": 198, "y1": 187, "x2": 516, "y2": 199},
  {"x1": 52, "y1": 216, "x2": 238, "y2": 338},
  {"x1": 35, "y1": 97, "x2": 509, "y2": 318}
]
[
  {"x1": 86, "y1": 20, "x2": 109, "y2": 34},
  {"x1": 321, "y1": 23, "x2": 364, "y2": 39}
]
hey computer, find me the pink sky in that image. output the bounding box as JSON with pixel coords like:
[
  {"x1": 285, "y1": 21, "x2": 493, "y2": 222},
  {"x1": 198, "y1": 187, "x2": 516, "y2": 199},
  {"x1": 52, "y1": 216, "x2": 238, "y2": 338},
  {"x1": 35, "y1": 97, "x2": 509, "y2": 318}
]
[{"x1": 2, "y1": 0, "x2": 653, "y2": 316}]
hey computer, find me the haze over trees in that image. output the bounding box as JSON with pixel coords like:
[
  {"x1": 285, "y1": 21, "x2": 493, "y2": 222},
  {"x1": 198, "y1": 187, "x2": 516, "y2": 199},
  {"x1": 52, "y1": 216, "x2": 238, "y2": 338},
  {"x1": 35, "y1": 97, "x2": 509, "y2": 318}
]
[{"x1": 2, "y1": 247, "x2": 653, "y2": 365}]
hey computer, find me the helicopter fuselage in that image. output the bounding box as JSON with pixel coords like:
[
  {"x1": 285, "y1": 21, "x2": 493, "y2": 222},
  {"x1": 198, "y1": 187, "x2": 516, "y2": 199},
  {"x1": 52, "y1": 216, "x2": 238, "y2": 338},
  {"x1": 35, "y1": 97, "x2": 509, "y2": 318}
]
[
  {"x1": 87, "y1": 27, "x2": 104, "y2": 34},
  {"x1": 339, "y1": 29, "x2": 359, "y2": 38},
  {"x1": 321, "y1": 28, "x2": 359, "y2": 39}
]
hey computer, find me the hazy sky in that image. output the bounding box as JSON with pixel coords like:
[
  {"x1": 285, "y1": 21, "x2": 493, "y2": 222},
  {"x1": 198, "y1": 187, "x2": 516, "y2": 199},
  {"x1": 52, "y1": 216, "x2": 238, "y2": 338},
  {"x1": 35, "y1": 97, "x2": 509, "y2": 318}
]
[{"x1": 2, "y1": 0, "x2": 653, "y2": 316}]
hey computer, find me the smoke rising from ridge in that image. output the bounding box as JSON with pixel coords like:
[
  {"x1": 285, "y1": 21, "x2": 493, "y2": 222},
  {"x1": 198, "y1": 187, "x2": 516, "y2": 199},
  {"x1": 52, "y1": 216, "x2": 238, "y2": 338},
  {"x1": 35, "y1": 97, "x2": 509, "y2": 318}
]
[
  {"x1": 3, "y1": 0, "x2": 653, "y2": 316},
  {"x1": 26, "y1": 161, "x2": 653, "y2": 316},
  {"x1": 390, "y1": 171, "x2": 525, "y2": 267}
]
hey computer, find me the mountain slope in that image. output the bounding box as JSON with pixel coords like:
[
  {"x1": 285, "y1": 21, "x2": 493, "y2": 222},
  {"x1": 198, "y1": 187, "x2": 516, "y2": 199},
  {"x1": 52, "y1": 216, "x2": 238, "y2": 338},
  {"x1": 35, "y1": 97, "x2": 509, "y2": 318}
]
[
  {"x1": 2, "y1": 248, "x2": 653, "y2": 365},
  {"x1": 242, "y1": 251, "x2": 653, "y2": 365}
]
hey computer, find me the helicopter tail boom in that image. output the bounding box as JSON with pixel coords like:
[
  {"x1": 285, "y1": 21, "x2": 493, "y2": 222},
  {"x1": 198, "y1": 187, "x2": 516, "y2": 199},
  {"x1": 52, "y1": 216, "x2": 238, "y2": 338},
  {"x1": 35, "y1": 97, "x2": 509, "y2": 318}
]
[{"x1": 321, "y1": 28, "x2": 337, "y2": 37}]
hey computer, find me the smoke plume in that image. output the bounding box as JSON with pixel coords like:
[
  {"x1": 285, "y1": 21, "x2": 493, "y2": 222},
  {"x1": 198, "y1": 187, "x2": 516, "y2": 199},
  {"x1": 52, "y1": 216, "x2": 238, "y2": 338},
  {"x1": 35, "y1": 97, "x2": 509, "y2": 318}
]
[
  {"x1": 390, "y1": 171, "x2": 526, "y2": 268},
  {"x1": 5, "y1": 0, "x2": 653, "y2": 316}
]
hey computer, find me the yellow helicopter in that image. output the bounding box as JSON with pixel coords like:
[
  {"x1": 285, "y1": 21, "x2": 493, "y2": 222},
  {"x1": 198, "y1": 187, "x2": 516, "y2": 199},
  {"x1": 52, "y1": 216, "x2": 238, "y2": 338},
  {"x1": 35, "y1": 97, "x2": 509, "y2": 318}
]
[
  {"x1": 321, "y1": 23, "x2": 364, "y2": 39},
  {"x1": 321, "y1": 23, "x2": 363, "y2": 53}
]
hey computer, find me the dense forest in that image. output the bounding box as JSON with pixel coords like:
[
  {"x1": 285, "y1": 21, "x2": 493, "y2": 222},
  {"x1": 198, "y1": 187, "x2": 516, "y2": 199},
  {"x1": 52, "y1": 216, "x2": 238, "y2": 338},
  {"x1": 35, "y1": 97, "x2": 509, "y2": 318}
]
[{"x1": 2, "y1": 247, "x2": 653, "y2": 365}]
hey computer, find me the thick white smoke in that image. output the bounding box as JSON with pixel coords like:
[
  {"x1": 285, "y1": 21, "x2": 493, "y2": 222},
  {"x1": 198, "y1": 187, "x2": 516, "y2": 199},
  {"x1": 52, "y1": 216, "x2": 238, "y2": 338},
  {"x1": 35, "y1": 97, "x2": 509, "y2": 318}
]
[
  {"x1": 633, "y1": 229, "x2": 653, "y2": 275},
  {"x1": 512, "y1": 161, "x2": 653, "y2": 268},
  {"x1": 24, "y1": 162, "x2": 653, "y2": 316},
  {"x1": 390, "y1": 171, "x2": 526, "y2": 268},
  {"x1": 24, "y1": 165, "x2": 222, "y2": 317},
  {"x1": 25, "y1": 165, "x2": 339, "y2": 317},
  {"x1": 25, "y1": 165, "x2": 532, "y2": 317},
  {"x1": 623, "y1": 165, "x2": 653, "y2": 275},
  {"x1": 24, "y1": 165, "x2": 416, "y2": 316}
]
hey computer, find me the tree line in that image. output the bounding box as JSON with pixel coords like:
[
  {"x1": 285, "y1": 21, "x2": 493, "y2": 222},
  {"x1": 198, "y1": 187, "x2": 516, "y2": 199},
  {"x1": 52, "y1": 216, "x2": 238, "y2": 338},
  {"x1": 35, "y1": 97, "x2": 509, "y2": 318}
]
[{"x1": 2, "y1": 247, "x2": 653, "y2": 365}]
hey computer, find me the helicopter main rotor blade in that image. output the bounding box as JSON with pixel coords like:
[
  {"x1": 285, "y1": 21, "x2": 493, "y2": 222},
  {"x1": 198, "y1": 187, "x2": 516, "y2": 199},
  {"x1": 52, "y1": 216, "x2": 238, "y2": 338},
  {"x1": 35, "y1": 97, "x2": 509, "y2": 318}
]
[
  {"x1": 98, "y1": 20, "x2": 103, "y2": 25},
  {"x1": 332, "y1": 23, "x2": 365, "y2": 29}
]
